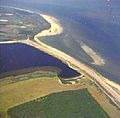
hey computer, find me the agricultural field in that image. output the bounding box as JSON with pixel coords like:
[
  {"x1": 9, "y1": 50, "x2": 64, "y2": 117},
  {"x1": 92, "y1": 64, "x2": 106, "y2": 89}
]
[
  {"x1": 7, "y1": 89, "x2": 109, "y2": 118},
  {"x1": 0, "y1": 6, "x2": 50, "y2": 41}
]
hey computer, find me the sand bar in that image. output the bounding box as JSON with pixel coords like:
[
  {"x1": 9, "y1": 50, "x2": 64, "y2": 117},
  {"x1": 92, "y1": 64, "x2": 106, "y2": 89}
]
[{"x1": 80, "y1": 42, "x2": 105, "y2": 65}]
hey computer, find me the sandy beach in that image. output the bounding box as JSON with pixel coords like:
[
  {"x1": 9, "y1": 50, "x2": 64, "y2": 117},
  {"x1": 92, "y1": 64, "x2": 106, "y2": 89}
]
[
  {"x1": 38, "y1": 14, "x2": 63, "y2": 36},
  {"x1": 0, "y1": 8, "x2": 120, "y2": 109}
]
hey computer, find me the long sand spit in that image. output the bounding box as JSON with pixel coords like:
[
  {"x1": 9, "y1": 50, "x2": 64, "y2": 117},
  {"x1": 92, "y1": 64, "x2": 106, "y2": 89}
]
[{"x1": 0, "y1": 7, "x2": 120, "y2": 109}]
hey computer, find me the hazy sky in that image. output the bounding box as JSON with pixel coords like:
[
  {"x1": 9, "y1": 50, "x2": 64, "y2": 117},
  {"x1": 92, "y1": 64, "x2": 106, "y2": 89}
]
[
  {"x1": 1, "y1": 0, "x2": 120, "y2": 10},
  {"x1": 0, "y1": 0, "x2": 107, "y2": 7}
]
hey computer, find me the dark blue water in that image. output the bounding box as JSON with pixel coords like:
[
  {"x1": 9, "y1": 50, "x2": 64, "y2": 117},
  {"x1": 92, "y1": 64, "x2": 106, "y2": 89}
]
[{"x1": 0, "y1": 43, "x2": 80, "y2": 78}]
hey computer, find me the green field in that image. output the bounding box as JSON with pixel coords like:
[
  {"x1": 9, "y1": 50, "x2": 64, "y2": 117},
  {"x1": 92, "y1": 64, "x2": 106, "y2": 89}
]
[
  {"x1": 1, "y1": 70, "x2": 119, "y2": 118},
  {"x1": 7, "y1": 89, "x2": 109, "y2": 118}
]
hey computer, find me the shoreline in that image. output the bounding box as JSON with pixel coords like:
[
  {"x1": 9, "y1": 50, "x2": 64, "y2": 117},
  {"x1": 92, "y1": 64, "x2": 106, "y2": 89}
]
[
  {"x1": 0, "y1": 7, "x2": 120, "y2": 108},
  {"x1": 0, "y1": 66, "x2": 60, "y2": 79}
]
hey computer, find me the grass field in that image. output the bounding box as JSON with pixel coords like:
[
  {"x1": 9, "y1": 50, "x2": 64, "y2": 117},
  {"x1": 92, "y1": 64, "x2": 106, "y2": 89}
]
[
  {"x1": 0, "y1": 70, "x2": 85, "y2": 118},
  {"x1": 0, "y1": 70, "x2": 120, "y2": 118},
  {"x1": 7, "y1": 89, "x2": 109, "y2": 118}
]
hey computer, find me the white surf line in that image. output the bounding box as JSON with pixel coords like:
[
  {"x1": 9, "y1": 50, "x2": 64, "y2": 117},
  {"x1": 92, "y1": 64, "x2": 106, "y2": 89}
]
[
  {"x1": 0, "y1": 40, "x2": 26, "y2": 44},
  {"x1": 0, "y1": 19, "x2": 8, "y2": 22},
  {"x1": 66, "y1": 62, "x2": 80, "y2": 71},
  {"x1": 5, "y1": 13, "x2": 13, "y2": 16},
  {"x1": 80, "y1": 42, "x2": 105, "y2": 66},
  {"x1": 5, "y1": 6, "x2": 35, "y2": 14},
  {"x1": 63, "y1": 75, "x2": 84, "y2": 81},
  {"x1": 1, "y1": 7, "x2": 120, "y2": 108}
]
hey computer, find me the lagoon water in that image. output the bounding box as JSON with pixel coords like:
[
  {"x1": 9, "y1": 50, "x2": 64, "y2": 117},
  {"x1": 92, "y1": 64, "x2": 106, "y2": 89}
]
[
  {"x1": 0, "y1": 43, "x2": 80, "y2": 78},
  {"x1": 1, "y1": 0, "x2": 120, "y2": 83}
]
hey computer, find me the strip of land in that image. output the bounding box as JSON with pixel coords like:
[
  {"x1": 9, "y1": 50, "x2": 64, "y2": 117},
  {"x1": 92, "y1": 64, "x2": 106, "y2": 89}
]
[
  {"x1": 38, "y1": 14, "x2": 63, "y2": 36},
  {"x1": 0, "y1": 8, "x2": 120, "y2": 109},
  {"x1": 80, "y1": 42, "x2": 105, "y2": 65}
]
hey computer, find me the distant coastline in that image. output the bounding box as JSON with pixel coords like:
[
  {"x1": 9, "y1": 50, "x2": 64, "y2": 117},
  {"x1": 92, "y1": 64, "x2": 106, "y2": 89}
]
[{"x1": 0, "y1": 7, "x2": 120, "y2": 109}]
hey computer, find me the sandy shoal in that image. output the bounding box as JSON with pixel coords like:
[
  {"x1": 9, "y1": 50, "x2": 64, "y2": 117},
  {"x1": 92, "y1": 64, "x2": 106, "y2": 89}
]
[{"x1": 80, "y1": 42, "x2": 105, "y2": 65}]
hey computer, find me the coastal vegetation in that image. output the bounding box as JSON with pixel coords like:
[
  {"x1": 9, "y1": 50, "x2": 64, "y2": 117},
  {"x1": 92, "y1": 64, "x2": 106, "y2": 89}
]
[
  {"x1": 7, "y1": 89, "x2": 109, "y2": 118},
  {"x1": 0, "y1": 6, "x2": 50, "y2": 41}
]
